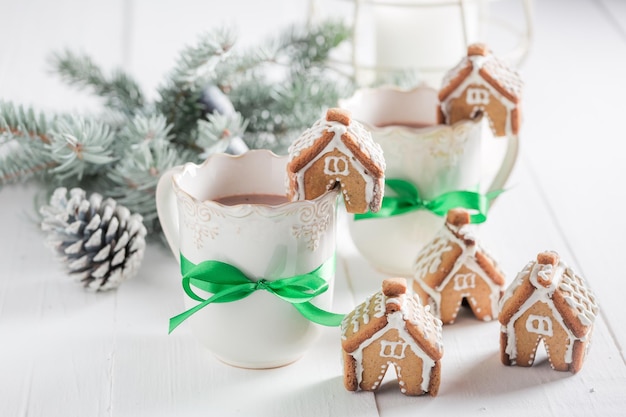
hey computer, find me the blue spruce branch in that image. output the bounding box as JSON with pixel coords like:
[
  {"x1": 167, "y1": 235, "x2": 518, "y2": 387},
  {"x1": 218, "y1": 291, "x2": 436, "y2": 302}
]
[{"x1": 1, "y1": 20, "x2": 353, "y2": 234}]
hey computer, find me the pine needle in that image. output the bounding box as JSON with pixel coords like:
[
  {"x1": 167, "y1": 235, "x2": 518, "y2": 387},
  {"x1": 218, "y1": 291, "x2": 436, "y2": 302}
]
[{"x1": 2, "y1": 20, "x2": 353, "y2": 234}]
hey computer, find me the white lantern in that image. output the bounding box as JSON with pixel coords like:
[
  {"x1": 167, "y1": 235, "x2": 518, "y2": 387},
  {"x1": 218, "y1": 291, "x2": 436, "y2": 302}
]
[{"x1": 308, "y1": 0, "x2": 533, "y2": 87}]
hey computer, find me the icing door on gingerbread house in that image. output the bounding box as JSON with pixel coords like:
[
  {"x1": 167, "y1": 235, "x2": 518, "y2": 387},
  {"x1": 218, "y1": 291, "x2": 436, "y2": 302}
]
[
  {"x1": 446, "y1": 84, "x2": 508, "y2": 136},
  {"x1": 303, "y1": 148, "x2": 369, "y2": 213},
  {"x1": 358, "y1": 328, "x2": 432, "y2": 395},
  {"x1": 438, "y1": 265, "x2": 499, "y2": 322},
  {"x1": 287, "y1": 108, "x2": 385, "y2": 214},
  {"x1": 341, "y1": 278, "x2": 443, "y2": 396},
  {"x1": 509, "y1": 301, "x2": 573, "y2": 370},
  {"x1": 499, "y1": 251, "x2": 599, "y2": 373}
]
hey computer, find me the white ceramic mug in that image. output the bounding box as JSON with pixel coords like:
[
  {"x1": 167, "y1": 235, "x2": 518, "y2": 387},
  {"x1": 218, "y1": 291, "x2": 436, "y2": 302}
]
[
  {"x1": 340, "y1": 85, "x2": 518, "y2": 276},
  {"x1": 156, "y1": 150, "x2": 338, "y2": 368}
]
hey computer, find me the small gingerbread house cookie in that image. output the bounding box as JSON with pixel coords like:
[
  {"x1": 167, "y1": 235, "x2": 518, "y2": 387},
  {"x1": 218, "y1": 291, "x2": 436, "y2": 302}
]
[
  {"x1": 287, "y1": 108, "x2": 385, "y2": 214},
  {"x1": 499, "y1": 251, "x2": 599, "y2": 374},
  {"x1": 438, "y1": 43, "x2": 523, "y2": 137},
  {"x1": 412, "y1": 208, "x2": 505, "y2": 324},
  {"x1": 341, "y1": 278, "x2": 443, "y2": 396}
]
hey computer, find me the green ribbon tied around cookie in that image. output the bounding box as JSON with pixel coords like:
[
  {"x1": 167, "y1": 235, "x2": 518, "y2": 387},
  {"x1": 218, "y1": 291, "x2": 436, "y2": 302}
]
[
  {"x1": 354, "y1": 178, "x2": 504, "y2": 223},
  {"x1": 168, "y1": 254, "x2": 344, "y2": 333}
]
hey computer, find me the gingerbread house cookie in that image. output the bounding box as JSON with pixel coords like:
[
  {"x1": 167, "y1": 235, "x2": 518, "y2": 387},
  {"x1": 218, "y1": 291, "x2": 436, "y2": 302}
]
[
  {"x1": 499, "y1": 251, "x2": 599, "y2": 374},
  {"x1": 412, "y1": 208, "x2": 505, "y2": 324},
  {"x1": 438, "y1": 43, "x2": 523, "y2": 137},
  {"x1": 341, "y1": 278, "x2": 443, "y2": 396},
  {"x1": 287, "y1": 108, "x2": 385, "y2": 214}
]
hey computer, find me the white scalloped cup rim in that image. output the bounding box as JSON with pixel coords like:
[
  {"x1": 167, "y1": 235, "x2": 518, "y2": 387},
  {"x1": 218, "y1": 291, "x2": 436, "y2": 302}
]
[
  {"x1": 171, "y1": 149, "x2": 339, "y2": 217},
  {"x1": 339, "y1": 84, "x2": 482, "y2": 140}
]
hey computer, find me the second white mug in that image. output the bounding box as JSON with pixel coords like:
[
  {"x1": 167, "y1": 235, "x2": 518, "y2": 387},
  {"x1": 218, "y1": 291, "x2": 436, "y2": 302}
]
[{"x1": 340, "y1": 85, "x2": 517, "y2": 276}]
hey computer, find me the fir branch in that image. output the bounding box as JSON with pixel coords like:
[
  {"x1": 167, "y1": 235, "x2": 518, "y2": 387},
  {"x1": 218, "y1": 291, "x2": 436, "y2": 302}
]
[
  {"x1": 51, "y1": 50, "x2": 145, "y2": 115},
  {"x1": 0, "y1": 101, "x2": 56, "y2": 184},
  {"x1": 214, "y1": 20, "x2": 354, "y2": 152},
  {"x1": 214, "y1": 20, "x2": 351, "y2": 88},
  {"x1": 117, "y1": 113, "x2": 173, "y2": 147},
  {"x1": 241, "y1": 73, "x2": 352, "y2": 153},
  {"x1": 0, "y1": 101, "x2": 50, "y2": 143},
  {"x1": 156, "y1": 28, "x2": 236, "y2": 146},
  {"x1": 166, "y1": 27, "x2": 236, "y2": 86},
  {"x1": 196, "y1": 112, "x2": 247, "y2": 157},
  {"x1": 0, "y1": 143, "x2": 56, "y2": 185},
  {"x1": 273, "y1": 20, "x2": 352, "y2": 72},
  {"x1": 3, "y1": 20, "x2": 354, "y2": 233},
  {"x1": 155, "y1": 87, "x2": 203, "y2": 147},
  {"x1": 46, "y1": 116, "x2": 116, "y2": 181},
  {"x1": 106, "y1": 136, "x2": 182, "y2": 231}
]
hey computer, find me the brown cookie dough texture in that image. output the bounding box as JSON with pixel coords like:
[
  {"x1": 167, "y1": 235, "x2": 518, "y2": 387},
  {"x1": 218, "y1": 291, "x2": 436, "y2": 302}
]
[
  {"x1": 499, "y1": 251, "x2": 599, "y2": 373},
  {"x1": 286, "y1": 108, "x2": 386, "y2": 214},
  {"x1": 438, "y1": 43, "x2": 523, "y2": 137},
  {"x1": 341, "y1": 278, "x2": 443, "y2": 396},
  {"x1": 412, "y1": 208, "x2": 505, "y2": 324}
]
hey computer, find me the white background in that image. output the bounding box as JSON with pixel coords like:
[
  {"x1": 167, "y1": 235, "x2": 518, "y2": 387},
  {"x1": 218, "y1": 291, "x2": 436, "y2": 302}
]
[{"x1": 1, "y1": 0, "x2": 625, "y2": 416}]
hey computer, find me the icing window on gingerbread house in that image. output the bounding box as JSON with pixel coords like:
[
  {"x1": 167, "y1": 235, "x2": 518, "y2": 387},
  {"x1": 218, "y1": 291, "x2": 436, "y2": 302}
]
[
  {"x1": 525, "y1": 314, "x2": 553, "y2": 337},
  {"x1": 438, "y1": 43, "x2": 523, "y2": 137},
  {"x1": 453, "y1": 273, "x2": 476, "y2": 291},
  {"x1": 324, "y1": 155, "x2": 350, "y2": 176},
  {"x1": 466, "y1": 88, "x2": 490, "y2": 105},
  {"x1": 380, "y1": 340, "x2": 409, "y2": 359},
  {"x1": 286, "y1": 107, "x2": 386, "y2": 214}
]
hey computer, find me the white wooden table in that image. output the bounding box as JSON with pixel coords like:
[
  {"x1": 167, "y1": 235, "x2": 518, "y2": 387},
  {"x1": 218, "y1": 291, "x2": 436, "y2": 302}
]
[{"x1": 1, "y1": 0, "x2": 625, "y2": 416}]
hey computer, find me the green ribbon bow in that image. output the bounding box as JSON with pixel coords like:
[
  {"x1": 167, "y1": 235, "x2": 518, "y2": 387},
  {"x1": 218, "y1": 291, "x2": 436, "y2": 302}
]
[
  {"x1": 168, "y1": 255, "x2": 344, "y2": 333},
  {"x1": 355, "y1": 178, "x2": 504, "y2": 223}
]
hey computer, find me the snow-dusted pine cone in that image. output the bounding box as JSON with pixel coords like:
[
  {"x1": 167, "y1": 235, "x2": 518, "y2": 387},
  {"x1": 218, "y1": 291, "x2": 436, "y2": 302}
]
[{"x1": 40, "y1": 187, "x2": 147, "y2": 291}]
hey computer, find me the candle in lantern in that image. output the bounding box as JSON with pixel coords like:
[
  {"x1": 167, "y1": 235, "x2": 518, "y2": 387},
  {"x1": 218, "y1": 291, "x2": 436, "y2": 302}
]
[{"x1": 373, "y1": 0, "x2": 480, "y2": 87}]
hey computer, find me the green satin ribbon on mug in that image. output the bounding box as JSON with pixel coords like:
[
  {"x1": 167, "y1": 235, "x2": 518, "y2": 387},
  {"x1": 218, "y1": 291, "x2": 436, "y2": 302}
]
[
  {"x1": 355, "y1": 179, "x2": 504, "y2": 223},
  {"x1": 168, "y1": 254, "x2": 344, "y2": 333}
]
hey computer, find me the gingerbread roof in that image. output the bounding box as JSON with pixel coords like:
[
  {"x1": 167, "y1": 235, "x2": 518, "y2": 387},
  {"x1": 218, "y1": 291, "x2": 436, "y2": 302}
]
[
  {"x1": 287, "y1": 108, "x2": 385, "y2": 178},
  {"x1": 499, "y1": 252, "x2": 599, "y2": 339},
  {"x1": 414, "y1": 209, "x2": 505, "y2": 290},
  {"x1": 341, "y1": 278, "x2": 443, "y2": 361},
  {"x1": 438, "y1": 43, "x2": 523, "y2": 104}
]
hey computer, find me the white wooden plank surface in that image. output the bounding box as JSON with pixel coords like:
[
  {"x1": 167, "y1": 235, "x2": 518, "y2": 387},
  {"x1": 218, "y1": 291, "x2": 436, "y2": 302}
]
[
  {"x1": 0, "y1": 2, "x2": 125, "y2": 415},
  {"x1": 105, "y1": 240, "x2": 377, "y2": 417},
  {"x1": 1, "y1": 0, "x2": 626, "y2": 416},
  {"x1": 341, "y1": 157, "x2": 626, "y2": 415},
  {"x1": 520, "y1": 0, "x2": 626, "y2": 354},
  {"x1": 598, "y1": 0, "x2": 626, "y2": 36},
  {"x1": 0, "y1": 184, "x2": 116, "y2": 417}
]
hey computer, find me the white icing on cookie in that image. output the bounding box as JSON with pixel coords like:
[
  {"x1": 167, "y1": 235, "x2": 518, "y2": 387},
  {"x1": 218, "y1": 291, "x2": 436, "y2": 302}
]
[
  {"x1": 499, "y1": 258, "x2": 598, "y2": 366},
  {"x1": 288, "y1": 114, "x2": 385, "y2": 211},
  {"x1": 441, "y1": 52, "x2": 521, "y2": 137},
  {"x1": 501, "y1": 263, "x2": 572, "y2": 365},
  {"x1": 559, "y1": 267, "x2": 598, "y2": 327},
  {"x1": 341, "y1": 289, "x2": 442, "y2": 394},
  {"x1": 413, "y1": 223, "x2": 503, "y2": 320}
]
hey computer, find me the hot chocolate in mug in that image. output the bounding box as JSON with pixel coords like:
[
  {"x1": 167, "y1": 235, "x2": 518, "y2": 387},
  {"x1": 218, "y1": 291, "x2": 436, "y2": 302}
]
[
  {"x1": 340, "y1": 85, "x2": 518, "y2": 276},
  {"x1": 156, "y1": 150, "x2": 339, "y2": 368}
]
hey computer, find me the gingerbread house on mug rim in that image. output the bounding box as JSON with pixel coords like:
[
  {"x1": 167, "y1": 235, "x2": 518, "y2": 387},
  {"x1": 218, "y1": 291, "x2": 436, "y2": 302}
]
[
  {"x1": 286, "y1": 108, "x2": 386, "y2": 214},
  {"x1": 438, "y1": 43, "x2": 523, "y2": 137},
  {"x1": 412, "y1": 209, "x2": 505, "y2": 324},
  {"x1": 499, "y1": 251, "x2": 599, "y2": 373},
  {"x1": 341, "y1": 278, "x2": 443, "y2": 396}
]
